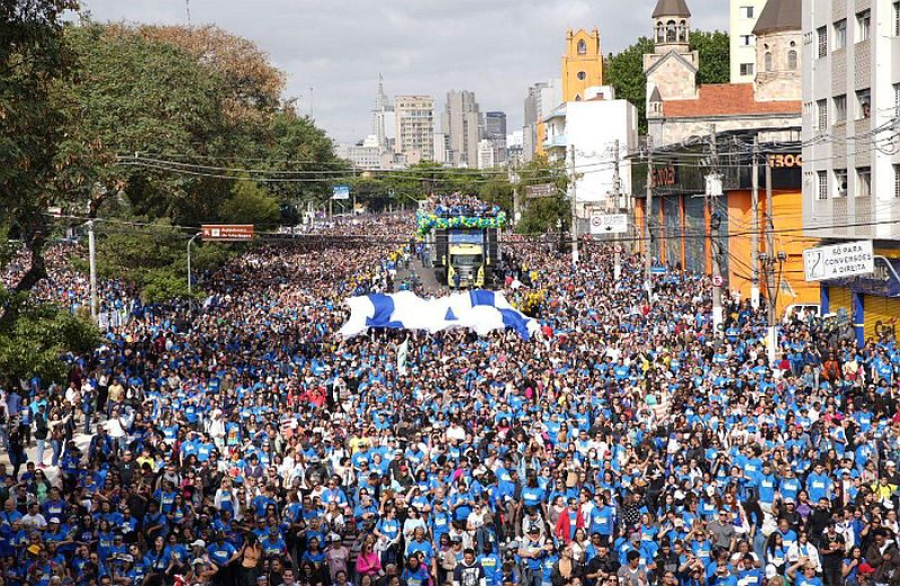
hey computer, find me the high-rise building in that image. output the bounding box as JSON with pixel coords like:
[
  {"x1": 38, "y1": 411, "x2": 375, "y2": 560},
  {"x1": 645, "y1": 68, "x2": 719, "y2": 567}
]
[
  {"x1": 395, "y1": 95, "x2": 435, "y2": 164},
  {"x1": 561, "y1": 28, "x2": 604, "y2": 102},
  {"x1": 802, "y1": 0, "x2": 900, "y2": 342},
  {"x1": 484, "y1": 111, "x2": 508, "y2": 167},
  {"x1": 485, "y1": 111, "x2": 507, "y2": 139},
  {"x1": 371, "y1": 74, "x2": 395, "y2": 150},
  {"x1": 522, "y1": 80, "x2": 561, "y2": 161},
  {"x1": 441, "y1": 90, "x2": 482, "y2": 167},
  {"x1": 730, "y1": 0, "x2": 768, "y2": 83}
]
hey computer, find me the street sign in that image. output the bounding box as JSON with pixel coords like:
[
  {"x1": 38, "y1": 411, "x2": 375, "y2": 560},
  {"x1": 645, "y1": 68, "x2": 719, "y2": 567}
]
[
  {"x1": 525, "y1": 183, "x2": 556, "y2": 199},
  {"x1": 613, "y1": 244, "x2": 623, "y2": 254},
  {"x1": 589, "y1": 213, "x2": 628, "y2": 235},
  {"x1": 803, "y1": 240, "x2": 874, "y2": 282},
  {"x1": 332, "y1": 185, "x2": 350, "y2": 200},
  {"x1": 201, "y1": 224, "x2": 254, "y2": 242},
  {"x1": 711, "y1": 274, "x2": 724, "y2": 287}
]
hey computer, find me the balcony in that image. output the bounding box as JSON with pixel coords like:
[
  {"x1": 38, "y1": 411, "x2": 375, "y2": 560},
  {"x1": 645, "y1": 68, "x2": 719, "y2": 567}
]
[{"x1": 543, "y1": 134, "x2": 567, "y2": 150}]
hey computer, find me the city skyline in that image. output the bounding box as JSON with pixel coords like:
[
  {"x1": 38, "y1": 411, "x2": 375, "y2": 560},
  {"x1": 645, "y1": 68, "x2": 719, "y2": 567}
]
[{"x1": 76, "y1": 0, "x2": 729, "y2": 144}]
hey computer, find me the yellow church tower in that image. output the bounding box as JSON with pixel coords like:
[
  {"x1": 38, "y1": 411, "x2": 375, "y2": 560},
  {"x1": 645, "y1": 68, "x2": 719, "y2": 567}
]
[{"x1": 561, "y1": 28, "x2": 604, "y2": 102}]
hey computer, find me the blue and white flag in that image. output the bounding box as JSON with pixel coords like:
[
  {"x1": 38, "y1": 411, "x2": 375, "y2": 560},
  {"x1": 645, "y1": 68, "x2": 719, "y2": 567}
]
[{"x1": 339, "y1": 289, "x2": 538, "y2": 340}]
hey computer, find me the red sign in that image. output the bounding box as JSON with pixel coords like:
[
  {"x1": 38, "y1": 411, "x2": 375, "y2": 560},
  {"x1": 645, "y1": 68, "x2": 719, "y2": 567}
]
[
  {"x1": 711, "y1": 274, "x2": 724, "y2": 287},
  {"x1": 614, "y1": 244, "x2": 623, "y2": 254},
  {"x1": 201, "y1": 224, "x2": 254, "y2": 242}
]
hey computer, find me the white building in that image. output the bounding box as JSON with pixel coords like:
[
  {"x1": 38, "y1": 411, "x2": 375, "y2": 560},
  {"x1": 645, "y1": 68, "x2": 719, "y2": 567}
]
[
  {"x1": 802, "y1": 0, "x2": 900, "y2": 240},
  {"x1": 336, "y1": 135, "x2": 383, "y2": 170},
  {"x1": 730, "y1": 0, "x2": 768, "y2": 83},
  {"x1": 395, "y1": 95, "x2": 435, "y2": 164},
  {"x1": 522, "y1": 79, "x2": 562, "y2": 161},
  {"x1": 477, "y1": 138, "x2": 496, "y2": 169},
  {"x1": 543, "y1": 87, "x2": 639, "y2": 214},
  {"x1": 801, "y1": 0, "x2": 900, "y2": 344}
]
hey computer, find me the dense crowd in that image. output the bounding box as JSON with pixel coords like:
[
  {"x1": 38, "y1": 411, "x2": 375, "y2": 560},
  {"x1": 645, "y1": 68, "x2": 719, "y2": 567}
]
[{"x1": 1, "y1": 210, "x2": 899, "y2": 586}]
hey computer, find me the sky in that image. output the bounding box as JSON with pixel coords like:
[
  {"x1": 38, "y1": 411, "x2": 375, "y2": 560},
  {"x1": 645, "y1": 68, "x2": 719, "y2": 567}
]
[{"x1": 76, "y1": 0, "x2": 728, "y2": 144}]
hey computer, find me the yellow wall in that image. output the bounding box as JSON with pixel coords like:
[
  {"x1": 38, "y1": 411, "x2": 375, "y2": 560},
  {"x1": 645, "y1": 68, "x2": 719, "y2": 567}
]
[
  {"x1": 725, "y1": 189, "x2": 819, "y2": 315},
  {"x1": 864, "y1": 296, "x2": 900, "y2": 340},
  {"x1": 535, "y1": 122, "x2": 547, "y2": 156},
  {"x1": 830, "y1": 287, "x2": 852, "y2": 315},
  {"x1": 561, "y1": 28, "x2": 604, "y2": 102}
]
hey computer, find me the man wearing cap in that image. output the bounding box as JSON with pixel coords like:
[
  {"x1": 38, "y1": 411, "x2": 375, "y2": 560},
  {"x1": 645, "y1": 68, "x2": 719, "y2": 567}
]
[{"x1": 518, "y1": 527, "x2": 546, "y2": 586}]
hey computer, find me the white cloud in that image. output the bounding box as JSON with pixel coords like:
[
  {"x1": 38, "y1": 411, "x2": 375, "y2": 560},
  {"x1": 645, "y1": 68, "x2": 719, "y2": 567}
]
[{"x1": 77, "y1": 0, "x2": 728, "y2": 143}]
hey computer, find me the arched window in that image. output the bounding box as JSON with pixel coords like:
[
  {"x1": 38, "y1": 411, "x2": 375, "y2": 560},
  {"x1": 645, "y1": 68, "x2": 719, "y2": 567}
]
[
  {"x1": 577, "y1": 39, "x2": 587, "y2": 55},
  {"x1": 666, "y1": 20, "x2": 677, "y2": 43},
  {"x1": 764, "y1": 51, "x2": 773, "y2": 72},
  {"x1": 678, "y1": 20, "x2": 688, "y2": 42},
  {"x1": 787, "y1": 50, "x2": 798, "y2": 70},
  {"x1": 656, "y1": 21, "x2": 665, "y2": 43}
]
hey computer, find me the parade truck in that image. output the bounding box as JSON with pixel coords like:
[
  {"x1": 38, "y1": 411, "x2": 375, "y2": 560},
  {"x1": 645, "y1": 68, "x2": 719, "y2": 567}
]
[
  {"x1": 417, "y1": 206, "x2": 506, "y2": 289},
  {"x1": 433, "y1": 227, "x2": 501, "y2": 288}
]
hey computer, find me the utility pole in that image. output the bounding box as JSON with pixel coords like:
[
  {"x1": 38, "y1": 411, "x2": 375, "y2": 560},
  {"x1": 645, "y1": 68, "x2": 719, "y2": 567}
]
[
  {"x1": 187, "y1": 233, "x2": 201, "y2": 296},
  {"x1": 765, "y1": 154, "x2": 777, "y2": 364},
  {"x1": 569, "y1": 144, "x2": 579, "y2": 266},
  {"x1": 612, "y1": 139, "x2": 622, "y2": 281},
  {"x1": 644, "y1": 138, "x2": 654, "y2": 301},
  {"x1": 708, "y1": 125, "x2": 723, "y2": 329},
  {"x1": 88, "y1": 219, "x2": 98, "y2": 323},
  {"x1": 751, "y1": 136, "x2": 761, "y2": 309}
]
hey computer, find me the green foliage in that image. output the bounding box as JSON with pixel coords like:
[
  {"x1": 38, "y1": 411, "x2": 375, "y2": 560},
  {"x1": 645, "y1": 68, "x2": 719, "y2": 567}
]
[
  {"x1": 605, "y1": 37, "x2": 655, "y2": 134},
  {"x1": 605, "y1": 30, "x2": 730, "y2": 133},
  {"x1": 690, "y1": 30, "x2": 730, "y2": 85},
  {"x1": 478, "y1": 176, "x2": 515, "y2": 213},
  {"x1": 90, "y1": 228, "x2": 233, "y2": 302},
  {"x1": 514, "y1": 155, "x2": 570, "y2": 235},
  {"x1": 219, "y1": 178, "x2": 281, "y2": 229},
  {"x1": 0, "y1": 287, "x2": 100, "y2": 384}
]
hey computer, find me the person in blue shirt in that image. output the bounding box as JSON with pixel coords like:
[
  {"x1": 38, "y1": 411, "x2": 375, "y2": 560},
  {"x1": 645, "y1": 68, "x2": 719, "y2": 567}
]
[
  {"x1": 788, "y1": 559, "x2": 823, "y2": 586},
  {"x1": 207, "y1": 533, "x2": 238, "y2": 568}
]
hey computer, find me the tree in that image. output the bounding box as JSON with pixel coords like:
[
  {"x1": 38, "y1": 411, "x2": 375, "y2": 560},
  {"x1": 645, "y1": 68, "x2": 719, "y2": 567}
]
[
  {"x1": 478, "y1": 176, "x2": 514, "y2": 213},
  {"x1": 0, "y1": 291, "x2": 99, "y2": 385},
  {"x1": 219, "y1": 178, "x2": 281, "y2": 229},
  {"x1": 689, "y1": 30, "x2": 730, "y2": 85},
  {"x1": 605, "y1": 30, "x2": 730, "y2": 133},
  {"x1": 515, "y1": 155, "x2": 569, "y2": 235},
  {"x1": 605, "y1": 37, "x2": 655, "y2": 133},
  {"x1": 0, "y1": 0, "x2": 78, "y2": 300}
]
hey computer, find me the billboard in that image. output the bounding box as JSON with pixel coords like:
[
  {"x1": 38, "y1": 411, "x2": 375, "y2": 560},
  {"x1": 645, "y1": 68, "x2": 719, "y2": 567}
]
[
  {"x1": 803, "y1": 240, "x2": 874, "y2": 282},
  {"x1": 332, "y1": 185, "x2": 350, "y2": 200},
  {"x1": 201, "y1": 224, "x2": 255, "y2": 242},
  {"x1": 525, "y1": 183, "x2": 556, "y2": 199}
]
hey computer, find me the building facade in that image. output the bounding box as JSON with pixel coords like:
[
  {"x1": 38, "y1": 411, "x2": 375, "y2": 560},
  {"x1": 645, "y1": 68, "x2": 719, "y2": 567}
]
[
  {"x1": 730, "y1": 0, "x2": 768, "y2": 83},
  {"x1": 522, "y1": 79, "x2": 561, "y2": 161},
  {"x1": 371, "y1": 74, "x2": 395, "y2": 151},
  {"x1": 645, "y1": 0, "x2": 802, "y2": 147},
  {"x1": 801, "y1": 0, "x2": 900, "y2": 344},
  {"x1": 561, "y1": 28, "x2": 604, "y2": 102},
  {"x1": 395, "y1": 95, "x2": 435, "y2": 164},
  {"x1": 442, "y1": 90, "x2": 483, "y2": 167},
  {"x1": 543, "y1": 88, "x2": 639, "y2": 218}
]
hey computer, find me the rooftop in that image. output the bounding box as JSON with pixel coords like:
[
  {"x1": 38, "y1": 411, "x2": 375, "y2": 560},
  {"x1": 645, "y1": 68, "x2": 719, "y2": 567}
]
[{"x1": 660, "y1": 84, "x2": 800, "y2": 118}]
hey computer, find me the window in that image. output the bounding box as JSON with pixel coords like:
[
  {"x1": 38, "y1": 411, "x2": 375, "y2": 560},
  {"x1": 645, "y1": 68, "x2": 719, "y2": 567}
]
[
  {"x1": 740, "y1": 34, "x2": 755, "y2": 46},
  {"x1": 895, "y1": 1, "x2": 900, "y2": 36},
  {"x1": 817, "y1": 171, "x2": 828, "y2": 200},
  {"x1": 740, "y1": 62, "x2": 755, "y2": 76},
  {"x1": 857, "y1": 10, "x2": 871, "y2": 42},
  {"x1": 857, "y1": 89, "x2": 871, "y2": 119},
  {"x1": 576, "y1": 71, "x2": 586, "y2": 80},
  {"x1": 895, "y1": 164, "x2": 900, "y2": 199},
  {"x1": 577, "y1": 39, "x2": 587, "y2": 54},
  {"x1": 788, "y1": 49, "x2": 798, "y2": 70},
  {"x1": 834, "y1": 94, "x2": 847, "y2": 122},
  {"x1": 895, "y1": 83, "x2": 900, "y2": 116},
  {"x1": 857, "y1": 167, "x2": 871, "y2": 197},
  {"x1": 765, "y1": 52, "x2": 773, "y2": 72},
  {"x1": 834, "y1": 170, "x2": 848, "y2": 198},
  {"x1": 740, "y1": 5, "x2": 754, "y2": 18},
  {"x1": 834, "y1": 19, "x2": 847, "y2": 49},
  {"x1": 817, "y1": 99, "x2": 828, "y2": 131},
  {"x1": 666, "y1": 20, "x2": 677, "y2": 43},
  {"x1": 817, "y1": 26, "x2": 828, "y2": 57}
]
